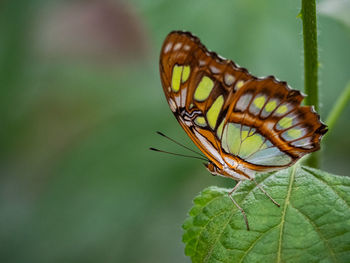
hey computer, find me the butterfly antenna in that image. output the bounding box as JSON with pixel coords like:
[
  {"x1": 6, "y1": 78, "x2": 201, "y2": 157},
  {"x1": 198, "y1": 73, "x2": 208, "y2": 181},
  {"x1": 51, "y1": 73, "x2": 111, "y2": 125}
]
[
  {"x1": 150, "y1": 147, "x2": 208, "y2": 162},
  {"x1": 156, "y1": 131, "x2": 208, "y2": 159}
]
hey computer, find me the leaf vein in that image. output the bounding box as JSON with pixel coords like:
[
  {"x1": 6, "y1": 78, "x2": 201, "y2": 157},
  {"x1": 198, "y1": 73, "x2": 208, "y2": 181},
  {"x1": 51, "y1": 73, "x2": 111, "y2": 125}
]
[
  {"x1": 203, "y1": 209, "x2": 235, "y2": 262},
  {"x1": 202, "y1": 174, "x2": 278, "y2": 262},
  {"x1": 193, "y1": 195, "x2": 228, "y2": 255},
  {"x1": 277, "y1": 164, "x2": 297, "y2": 263},
  {"x1": 303, "y1": 167, "x2": 350, "y2": 209},
  {"x1": 289, "y1": 203, "x2": 337, "y2": 263},
  {"x1": 238, "y1": 224, "x2": 280, "y2": 262}
]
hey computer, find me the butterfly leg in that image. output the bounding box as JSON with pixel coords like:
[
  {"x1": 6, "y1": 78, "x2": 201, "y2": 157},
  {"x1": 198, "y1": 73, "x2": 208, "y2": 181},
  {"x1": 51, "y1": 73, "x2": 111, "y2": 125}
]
[
  {"x1": 252, "y1": 178, "x2": 280, "y2": 207},
  {"x1": 228, "y1": 181, "x2": 250, "y2": 231}
]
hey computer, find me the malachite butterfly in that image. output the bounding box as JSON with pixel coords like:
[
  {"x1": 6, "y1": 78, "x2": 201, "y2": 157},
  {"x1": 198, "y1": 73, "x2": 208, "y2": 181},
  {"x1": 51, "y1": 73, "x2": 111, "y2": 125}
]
[{"x1": 158, "y1": 31, "x2": 327, "y2": 230}]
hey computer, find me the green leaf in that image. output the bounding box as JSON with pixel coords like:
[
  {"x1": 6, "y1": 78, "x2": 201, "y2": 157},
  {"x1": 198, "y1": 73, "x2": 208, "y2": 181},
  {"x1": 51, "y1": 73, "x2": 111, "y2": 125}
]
[{"x1": 183, "y1": 165, "x2": 350, "y2": 263}]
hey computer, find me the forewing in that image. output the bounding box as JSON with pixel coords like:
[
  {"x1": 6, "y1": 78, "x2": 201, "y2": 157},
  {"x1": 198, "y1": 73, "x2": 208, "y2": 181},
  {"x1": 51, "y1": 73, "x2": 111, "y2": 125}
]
[{"x1": 159, "y1": 31, "x2": 252, "y2": 168}]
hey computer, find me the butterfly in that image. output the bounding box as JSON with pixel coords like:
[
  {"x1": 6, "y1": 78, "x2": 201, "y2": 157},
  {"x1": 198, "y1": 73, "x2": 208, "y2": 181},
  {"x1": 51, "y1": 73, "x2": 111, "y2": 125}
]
[{"x1": 158, "y1": 31, "x2": 327, "y2": 230}]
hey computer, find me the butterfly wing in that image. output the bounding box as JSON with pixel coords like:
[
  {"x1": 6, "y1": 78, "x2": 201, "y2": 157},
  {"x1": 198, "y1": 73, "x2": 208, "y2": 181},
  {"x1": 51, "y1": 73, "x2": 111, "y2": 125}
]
[{"x1": 159, "y1": 31, "x2": 327, "y2": 179}]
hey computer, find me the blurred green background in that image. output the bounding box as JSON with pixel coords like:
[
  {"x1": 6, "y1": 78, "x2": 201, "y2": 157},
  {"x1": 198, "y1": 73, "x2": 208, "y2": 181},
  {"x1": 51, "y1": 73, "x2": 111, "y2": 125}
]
[{"x1": 1, "y1": 0, "x2": 349, "y2": 262}]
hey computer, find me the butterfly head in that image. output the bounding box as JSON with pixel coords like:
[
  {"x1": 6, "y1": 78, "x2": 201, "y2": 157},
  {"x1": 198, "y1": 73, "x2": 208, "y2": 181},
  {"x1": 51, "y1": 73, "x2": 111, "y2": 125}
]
[{"x1": 204, "y1": 162, "x2": 221, "y2": 176}]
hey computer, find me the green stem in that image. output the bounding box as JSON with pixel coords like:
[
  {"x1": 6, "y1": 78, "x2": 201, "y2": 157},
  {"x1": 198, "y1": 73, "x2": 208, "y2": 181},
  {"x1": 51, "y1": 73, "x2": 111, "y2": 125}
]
[
  {"x1": 300, "y1": 0, "x2": 320, "y2": 168},
  {"x1": 324, "y1": 82, "x2": 350, "y2": 140}
]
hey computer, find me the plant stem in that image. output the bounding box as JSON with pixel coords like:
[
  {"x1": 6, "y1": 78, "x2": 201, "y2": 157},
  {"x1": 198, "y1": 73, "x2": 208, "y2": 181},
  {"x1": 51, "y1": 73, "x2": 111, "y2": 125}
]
[
  {"x1": 300, "y1": 0, "x2": 320, "y2": 168},
  {"x1": 324, "y1": 82, "x2": 350, "y2": 140},
  {"x1": 301, "y1": 0, "x2": 319, "y2": 111}
]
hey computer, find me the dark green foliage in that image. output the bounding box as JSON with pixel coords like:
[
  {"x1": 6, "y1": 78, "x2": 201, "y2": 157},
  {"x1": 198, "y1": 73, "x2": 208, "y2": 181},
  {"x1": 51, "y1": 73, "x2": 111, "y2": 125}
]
[{"x1": 183, "y1": 166, "x2": 350, "y2": 262}]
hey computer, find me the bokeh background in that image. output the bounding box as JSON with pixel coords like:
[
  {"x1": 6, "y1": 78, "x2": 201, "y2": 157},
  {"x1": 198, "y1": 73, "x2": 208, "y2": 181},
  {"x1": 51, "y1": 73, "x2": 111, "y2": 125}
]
[{"x1": 1, "y1": 0, "x2": 349, "y2": 262}]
